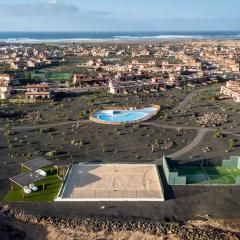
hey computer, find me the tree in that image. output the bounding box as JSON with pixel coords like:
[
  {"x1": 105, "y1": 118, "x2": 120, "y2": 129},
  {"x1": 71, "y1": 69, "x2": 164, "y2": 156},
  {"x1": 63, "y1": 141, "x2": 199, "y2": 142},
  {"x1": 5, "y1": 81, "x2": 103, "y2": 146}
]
[
  {"x1": 228, "y1": 139, "x2": 236, "y2": 150},
  {"x1": 213, "y1": 129, "x2": 223, "y2": 138}
]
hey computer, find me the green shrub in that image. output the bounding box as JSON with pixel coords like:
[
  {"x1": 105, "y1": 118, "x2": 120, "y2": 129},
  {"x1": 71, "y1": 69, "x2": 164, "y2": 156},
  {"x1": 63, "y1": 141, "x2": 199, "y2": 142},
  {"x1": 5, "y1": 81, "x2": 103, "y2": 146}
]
[{"x1": 45, "y1": 151, "x2": 57, "y2": 157}]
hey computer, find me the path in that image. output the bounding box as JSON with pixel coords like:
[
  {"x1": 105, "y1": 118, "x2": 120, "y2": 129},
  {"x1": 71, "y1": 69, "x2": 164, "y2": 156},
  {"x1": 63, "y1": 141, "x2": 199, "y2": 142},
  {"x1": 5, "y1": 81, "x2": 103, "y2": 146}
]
[
  {"x1": 143, "y1": 122, "x2": 240, "y2": 136},
  {"x1": 169, "y1": 129, "x2": 208, "y2": 159},
  {"x1": 173, "y1": 92, "x2": 196, "y2": 112},
  {"x1": 0, "y1": 120, "x2": 91, "y2": 131},
  {"x1": 2, "y1": 120, "x2": 240, "y2": 137},
  {"x1": 172, "y1": 88, "x2": 209, "y2": 112},
  {"x1": 1, "y1": 117, "x2": 240, "y2": 160},
  {"x1": 143, "y1": 122, "x2": 240, "y2": 159}
]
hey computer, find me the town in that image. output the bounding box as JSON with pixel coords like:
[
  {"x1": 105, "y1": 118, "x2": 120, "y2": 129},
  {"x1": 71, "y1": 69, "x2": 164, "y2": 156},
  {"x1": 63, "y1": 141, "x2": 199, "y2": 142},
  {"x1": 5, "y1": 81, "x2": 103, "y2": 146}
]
[
  {"x1": 0, "y1": 39, "x2": 240, "y2": 239},
  {"x1": 0, "y1": 40, "x2": 240, "y2": 101}
]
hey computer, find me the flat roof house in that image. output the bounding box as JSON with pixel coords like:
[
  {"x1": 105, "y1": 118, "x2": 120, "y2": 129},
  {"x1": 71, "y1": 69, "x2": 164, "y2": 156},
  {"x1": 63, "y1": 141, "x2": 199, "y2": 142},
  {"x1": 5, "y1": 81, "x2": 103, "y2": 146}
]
[
  {"x1": 0, "y1": 73, "x2": 13, "y2": 100},
  {"x1": 109, "y1": 77, "x2": 166, "y2": 94},
  {"x1": 0, "y1": 80, "x2": 12, "y2": 100},
  {"x1": 0, "y1": 73, "x2": 14, "y2": 82},
  {"x1": 73, "y1": 73, "x2": 108, "y2": 87},
  {"x1": 221, "y1": 80, "x2": 240, "y2": 103},
  {"x1": 25, "y1": 84, "x2": 52, "y2": 101}
]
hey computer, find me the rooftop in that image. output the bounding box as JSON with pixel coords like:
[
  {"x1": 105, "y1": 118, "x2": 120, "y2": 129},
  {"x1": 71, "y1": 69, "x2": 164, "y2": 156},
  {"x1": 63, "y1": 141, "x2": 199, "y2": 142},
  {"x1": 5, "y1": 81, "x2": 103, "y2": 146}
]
[
  {"x1": 21, "y1": 157, "x2": 53, "y2": 171},
  {"x1": 10, "y1": 172, "x2": 46, "y2": 188}
]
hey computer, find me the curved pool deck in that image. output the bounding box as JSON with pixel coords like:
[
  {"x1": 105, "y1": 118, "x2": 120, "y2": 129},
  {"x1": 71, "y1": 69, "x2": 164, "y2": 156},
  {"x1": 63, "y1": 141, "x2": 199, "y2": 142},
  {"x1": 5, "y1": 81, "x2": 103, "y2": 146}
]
[{"x1": 90, "y1": 105, "x2": 160, "y2": 125}]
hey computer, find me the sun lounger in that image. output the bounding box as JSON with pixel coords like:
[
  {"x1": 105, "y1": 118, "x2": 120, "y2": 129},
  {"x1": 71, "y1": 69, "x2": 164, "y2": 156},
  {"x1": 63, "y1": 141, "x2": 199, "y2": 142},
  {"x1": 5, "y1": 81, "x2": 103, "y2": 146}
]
[
  {"x1": 23, "y1": 186, "x2": 32, "y2": 194},
  {"x1": 35, "y1": 169, "x2": 47, "y2": 177},
  {"x1": 29, "y1": 183, "x2": 38, "y2": 192}
]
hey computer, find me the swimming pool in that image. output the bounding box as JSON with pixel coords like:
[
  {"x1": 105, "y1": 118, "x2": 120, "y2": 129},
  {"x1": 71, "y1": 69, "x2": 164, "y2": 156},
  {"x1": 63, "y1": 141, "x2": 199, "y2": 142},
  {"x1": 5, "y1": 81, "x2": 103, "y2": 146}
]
[{"x1": 90, "y1": 106, "x2": 160, "y2": 125}]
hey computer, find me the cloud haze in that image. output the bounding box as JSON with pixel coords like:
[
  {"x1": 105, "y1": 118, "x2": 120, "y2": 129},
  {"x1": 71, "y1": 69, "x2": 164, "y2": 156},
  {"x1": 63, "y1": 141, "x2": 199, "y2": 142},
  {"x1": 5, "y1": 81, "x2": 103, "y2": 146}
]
[
  {"x1": 0, "y1": 1, "x2": 79, "y2": 16},
  {"x1": 0, "y1": 0, "x2": 239, "y2": 31}
]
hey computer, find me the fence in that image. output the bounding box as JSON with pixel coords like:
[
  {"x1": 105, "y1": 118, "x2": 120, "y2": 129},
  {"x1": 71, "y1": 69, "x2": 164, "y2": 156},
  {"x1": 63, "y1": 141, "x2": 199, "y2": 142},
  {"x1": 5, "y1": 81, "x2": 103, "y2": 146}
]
[
  {"x1": 31, "y1": 72, "x2": 72, "y2": 81},
  {"x1": 235, "y1": 177, "x2": 240, "y2": 185},
  {"x1": 222, "y1": 156, "x2": 240, "y2": 168},
  {"x1": 162, "y1": 156, "x2": 186, "y2": 185}
]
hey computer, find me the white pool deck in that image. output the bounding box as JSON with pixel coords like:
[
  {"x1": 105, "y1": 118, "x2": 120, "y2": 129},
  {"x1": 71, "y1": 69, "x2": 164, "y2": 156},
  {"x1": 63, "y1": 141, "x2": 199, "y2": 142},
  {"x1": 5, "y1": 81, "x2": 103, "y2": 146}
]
[
  {"x1": 94, "y1": 107, "x2": 158, "y2": 115},
  {"x1": 56, "y1": 164, "x2": 164, "y2": 202}
]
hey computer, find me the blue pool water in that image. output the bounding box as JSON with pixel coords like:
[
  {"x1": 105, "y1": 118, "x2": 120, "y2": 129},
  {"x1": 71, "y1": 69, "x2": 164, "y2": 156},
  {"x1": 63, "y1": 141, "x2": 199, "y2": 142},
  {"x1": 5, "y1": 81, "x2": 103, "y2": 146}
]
[{"x1": 93, "y1": 107, "x2": 158, "y2": 123}]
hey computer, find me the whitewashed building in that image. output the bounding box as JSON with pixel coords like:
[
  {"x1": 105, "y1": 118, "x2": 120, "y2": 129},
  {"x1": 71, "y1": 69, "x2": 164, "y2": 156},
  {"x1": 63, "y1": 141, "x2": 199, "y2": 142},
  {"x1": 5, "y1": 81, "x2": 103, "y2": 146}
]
[
  {"x1": 0, "y1": 74, "x2": 13, "y2": 99},
  {"x1": 220, "y1": 81, "x2": 240, "y2": 103}
]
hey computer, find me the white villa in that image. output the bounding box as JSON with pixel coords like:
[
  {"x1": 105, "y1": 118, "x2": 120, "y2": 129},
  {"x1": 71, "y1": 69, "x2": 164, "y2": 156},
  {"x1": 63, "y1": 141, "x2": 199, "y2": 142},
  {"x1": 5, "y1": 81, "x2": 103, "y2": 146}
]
[
  {"x1": 25, "y1": 84, "x2": 52, "y2": 100},
  {"x1": 220, "y1": 80, "x2": 240, "y2": 103},
  {"x1": 0, "y1": 74, "x2": 13, "y2": 100}
]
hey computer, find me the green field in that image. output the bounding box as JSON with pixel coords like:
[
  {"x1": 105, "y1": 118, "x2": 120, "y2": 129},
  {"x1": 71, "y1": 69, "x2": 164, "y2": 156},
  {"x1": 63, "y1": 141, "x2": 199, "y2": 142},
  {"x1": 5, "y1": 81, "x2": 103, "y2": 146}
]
[
  {"x1": 3, "y1": 169, "x2": 62, "y2": 202},
  {"x1": 48, "y1": 73, "x2": 72, "y2": 81},
  {"x1": 31, "y1": 72, "x2": 72, "y2": 81},
  {"x1": 178, "y1": 167, "x2": 240, "y2": 185}
]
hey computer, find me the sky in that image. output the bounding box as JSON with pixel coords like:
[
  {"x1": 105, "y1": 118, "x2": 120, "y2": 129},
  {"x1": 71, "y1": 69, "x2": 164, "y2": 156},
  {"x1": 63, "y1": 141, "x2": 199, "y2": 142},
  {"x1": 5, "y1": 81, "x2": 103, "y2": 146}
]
[{"x1": 0, "y1": 0, "x2": 240, "y2": 31}]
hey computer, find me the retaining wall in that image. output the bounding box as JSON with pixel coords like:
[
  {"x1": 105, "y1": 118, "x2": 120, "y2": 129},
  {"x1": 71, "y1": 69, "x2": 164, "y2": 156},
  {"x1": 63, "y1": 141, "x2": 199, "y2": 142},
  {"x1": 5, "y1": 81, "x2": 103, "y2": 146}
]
[
  {"x1": 222, "y1": 156, "x2": 240, "y2": 168},
  {"x1": 162, "y1": 156, "x2": 186, "y2": 185}
]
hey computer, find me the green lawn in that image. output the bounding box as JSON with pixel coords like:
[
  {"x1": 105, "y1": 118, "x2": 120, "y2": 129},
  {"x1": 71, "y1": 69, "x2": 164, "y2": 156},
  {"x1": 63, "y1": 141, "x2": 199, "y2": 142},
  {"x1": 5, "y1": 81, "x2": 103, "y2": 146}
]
[
  {"x1": 48, "y1": 73, "x2": 72, "y2": 81},
  {"x1": 3, "y1": 170, "x2": 62, "y2": 202},
  {"x1": 178, "y1": 167, "x2": 205, "y2": 176},
  {"x1": 31, "y1": 72, "x2": 72, "y2": 81},
  {"x1": 178, "y1": 166, "x2": 240, "y2": 185}
]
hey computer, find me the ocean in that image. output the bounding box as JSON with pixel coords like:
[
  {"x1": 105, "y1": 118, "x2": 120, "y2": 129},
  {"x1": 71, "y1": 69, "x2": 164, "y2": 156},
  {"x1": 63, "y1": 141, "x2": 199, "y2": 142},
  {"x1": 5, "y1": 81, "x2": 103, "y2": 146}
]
[{"x1": 0, "y1": 31, "x2": 240, "y2": 43}]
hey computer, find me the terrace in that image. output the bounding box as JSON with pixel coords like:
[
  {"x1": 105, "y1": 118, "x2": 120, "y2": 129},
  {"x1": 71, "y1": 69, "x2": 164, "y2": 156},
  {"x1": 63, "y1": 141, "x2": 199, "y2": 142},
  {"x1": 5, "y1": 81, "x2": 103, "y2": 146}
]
[
  {"x1": 4, "y1": 168, "x2": 62, "y2": 202},
  {"x1": 109, "y1": 79, "x2": 166, "y2": 94},
  {"x1": 220, "y1": 80, "x2": 240, "y2": 102},
  {"x1": 4, "y1": 158, "x2": 62, "y2": 202}
]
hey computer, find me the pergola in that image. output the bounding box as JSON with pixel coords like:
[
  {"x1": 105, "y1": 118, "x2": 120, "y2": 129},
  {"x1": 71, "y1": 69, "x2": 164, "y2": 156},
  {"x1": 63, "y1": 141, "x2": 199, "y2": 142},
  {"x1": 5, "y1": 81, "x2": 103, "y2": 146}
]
[
  {"x1": 20, "y1": 157, "x2": 53, "y2": 172},
  {"x1": 9, "y1": 172, "x2": 46, "y2": 198}
]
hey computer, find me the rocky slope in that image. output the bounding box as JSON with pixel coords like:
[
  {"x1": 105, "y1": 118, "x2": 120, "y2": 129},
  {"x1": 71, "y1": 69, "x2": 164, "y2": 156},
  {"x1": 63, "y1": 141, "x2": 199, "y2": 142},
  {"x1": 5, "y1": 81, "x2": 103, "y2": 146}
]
[{"x1": 0, "y1": 206, "x2": 239, "y2": 240}]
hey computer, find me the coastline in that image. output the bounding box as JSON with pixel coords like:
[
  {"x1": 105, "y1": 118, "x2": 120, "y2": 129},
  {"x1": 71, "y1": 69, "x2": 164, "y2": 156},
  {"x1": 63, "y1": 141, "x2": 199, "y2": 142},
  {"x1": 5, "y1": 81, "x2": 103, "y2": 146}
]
[
  {"x1": 1, "y1": 38, "x2": 240, "y2": 45},
  {"x1": 0, "y1": 31, "x2": 240, "y2": 44}
]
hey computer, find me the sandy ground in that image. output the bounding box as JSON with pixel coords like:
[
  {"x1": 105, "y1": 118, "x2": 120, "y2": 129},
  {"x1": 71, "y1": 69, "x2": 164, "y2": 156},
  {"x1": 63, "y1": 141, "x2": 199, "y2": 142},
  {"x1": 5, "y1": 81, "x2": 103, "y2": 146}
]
[
  {"x1": 40, "y1": 228, "x2": 165, "y2": 240},
  {"x1": 60, "y1": 164, "x2": 163, "y2": 201},
  {"x1": 2, "y1": 219, "x2": 168, "y2": 240}
]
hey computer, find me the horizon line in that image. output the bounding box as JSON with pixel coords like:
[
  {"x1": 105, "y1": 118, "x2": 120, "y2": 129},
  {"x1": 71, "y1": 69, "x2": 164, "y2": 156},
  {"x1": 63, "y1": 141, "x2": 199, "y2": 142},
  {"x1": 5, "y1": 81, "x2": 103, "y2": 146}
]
[{"x1": 1, "y1": 30, "x2": 240, "y2": 33}]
